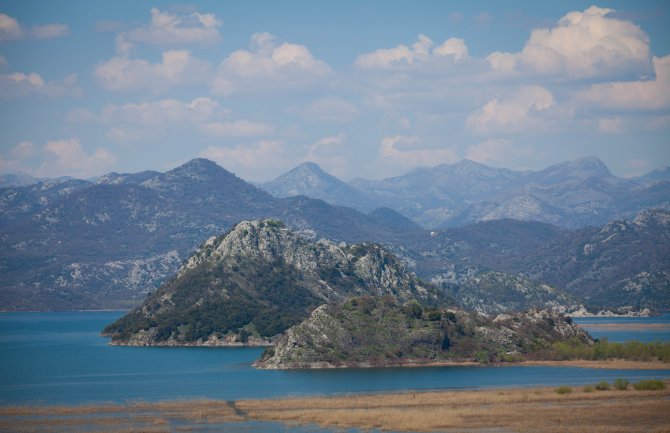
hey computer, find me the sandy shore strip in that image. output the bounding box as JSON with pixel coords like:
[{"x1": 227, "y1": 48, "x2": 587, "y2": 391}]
[{"x1": 2, "y1": 381, "x2": 669, "y2": 433}]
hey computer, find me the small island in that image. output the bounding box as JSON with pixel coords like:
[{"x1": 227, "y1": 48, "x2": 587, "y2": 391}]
[
  {"x1": 102, "y1": 219, "x2": 669, "y2": 370},
  {"x1": 256, "y1": 295, "x2": 592, "y2": 369}
]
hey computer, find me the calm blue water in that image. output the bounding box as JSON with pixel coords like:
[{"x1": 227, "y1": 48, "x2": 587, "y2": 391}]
[
  {"x1": 0, "y1": 311, "x2": 668, "y2": 406},
  {"x1": 573, "y1": 313, "x2": 670, "y2": 342}
]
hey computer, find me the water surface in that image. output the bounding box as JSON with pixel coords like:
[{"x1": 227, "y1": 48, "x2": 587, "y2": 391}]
[
  {"x1": 573, "y1": 313, "x2": 670, "y2": 342},
  {"x1": 1, "y1": 311, "x2": 668, "y2": 406}
]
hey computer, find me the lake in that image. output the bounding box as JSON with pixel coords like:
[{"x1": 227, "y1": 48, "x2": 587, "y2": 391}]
[
  {"x1": 573, "y1": 313, "x2": 670, "y2": 342},
  {"x1": 1, "y1": 311, "x2": 668, "y2": 407}
]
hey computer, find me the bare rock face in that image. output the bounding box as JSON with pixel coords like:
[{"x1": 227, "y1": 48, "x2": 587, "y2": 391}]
[
  {"x1": 255, "y1": 297, "x2": 592, "y2": 370},
  {"x1": 103, "y1": 220, "x2": 443, "y2": 346}
]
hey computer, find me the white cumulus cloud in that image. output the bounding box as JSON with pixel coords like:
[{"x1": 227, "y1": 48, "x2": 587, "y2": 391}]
[
  {"x1": 211, "y1": 32, "x2": 331, "y2": 96},
  {"x1": 0, "y1": 13, "x2": 22, "y2": 40},
  {"x1": 378, "y1": 136, "x2": 458, "y2": 171},
  {"x1": 356, "y1": 34, "x2": 468, "y2": 69},
  {"x1": 466, "y1": 86, "x2": 557, "y2": 134},
  {"x1": 10, "y1": 141, "x2": 38, "y2": 158},
  {"x1": 199, "y1": 140, "x2": 290, "y2": 181},
  {"x1": 31, "y1": 23, "x2": 69, "y2": 39},
  {"x1": 578, "y1": 55, "x2": 670, "y2": 110},
  {"x1": 488, "y1": 6, "x2": 652, "y2": 80},
  {"x1": 124, "y1": 7, "x2": 221, "y2": 45},
  {"x1": 0, "y1": 69, "x2": 79, "y2": 97},
  {"x1": 307, "y1": 133, "x2": 349, "y2": 177},
  {"x1": 36, "y1": 138, "x2": 117, "y2": 178},
  {"x1": 72, "y1": 97, "x2": 274, "y2": 142},
  {"x1": 465, "y1": 138, "x2": 534, "y2": 166},
  {"x1": 0, "y1": 13, "x2": 69, "y2": 40},
  {"x1": 95, "y1": 49, "x2": 211, "y2": 93}
]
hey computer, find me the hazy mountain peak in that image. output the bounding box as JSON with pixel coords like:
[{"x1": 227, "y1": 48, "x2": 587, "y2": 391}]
[
  {"x1": 544, "y1": 156, "x2": 612, "y2": 179},
  {"x1": 296, "y1": 161, "x2": 325, "y2": 172},
  {"x1": 570, "y1": 156, "x2": 611, "y2": 174},
  {"x1": 167, "y1": 158, "x2": 223, "y2": 177},
  {"x1": 636, "y1": 166, "x2": 670, "y2": 185},
  {"x1": 261, "y1": 161, "x2": 379, "y2": 211},
  {"x1": 451, "y1": 158, "x2": 488, "y2": 169},
  {"x1": 0, "y1": 172, "x2": 41, "y2": 188}
]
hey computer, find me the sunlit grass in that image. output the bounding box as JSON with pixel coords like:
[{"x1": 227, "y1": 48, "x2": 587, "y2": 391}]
[{"x1": 2, "y1": 383, "x2": 669, "y2": 432}]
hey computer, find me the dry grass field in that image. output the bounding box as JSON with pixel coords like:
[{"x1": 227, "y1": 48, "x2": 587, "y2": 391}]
[
  {"x1": 1, "y1": 381, "x2": 669, "y2": 433},
  {"x1": 238, "y1": 382, "x2": 670, "y2": 433},
  {"x1": 0, "y1": 400, "x2": 244, "y2": 433},
  {"x1": 519, "y1": 359, "x2": 670, "y2": 369}
]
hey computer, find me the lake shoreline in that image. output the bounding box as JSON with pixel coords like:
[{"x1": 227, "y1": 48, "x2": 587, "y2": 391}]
[{"x1": 254, "y1": 358, "x2": 670, "y2": 370}]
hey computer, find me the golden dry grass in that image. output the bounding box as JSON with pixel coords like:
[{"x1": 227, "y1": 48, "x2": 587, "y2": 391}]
[
  {"x1": 2, "y1": 383, "x2": 669, "y2": 433},
  {"x1": 0, "y1": 400, "x2": 242, "y2": 433},
  {"x1": 238, "y1": 382, "x2": 670, "y2": 432},
  {"x1": 519, "y1": 359, "x2": 670, "y2": 370}
]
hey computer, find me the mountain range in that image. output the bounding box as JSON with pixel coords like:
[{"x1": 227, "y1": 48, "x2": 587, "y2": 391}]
[
  {"x1": 1, "y1": 157, "x2": 668, "y2": 313},
  {"x1": 262, "y1": 157, "x2": 670, "y2": 229},
  {"x1": 0, "y1": 159, "x2": 423, "y2": 311}
]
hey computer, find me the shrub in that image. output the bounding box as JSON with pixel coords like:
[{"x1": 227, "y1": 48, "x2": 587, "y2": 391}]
[
  {"x1": 614, "y1": 378, "x2": 629, "y2": 390},
  {"x1": 583, "y1": 385, "x2": 594, "y2": 393},
  {"x1": 595, "y1": 381, "x2": 610, "y2": 391},
  {"x1": 556, "y1": 386, "x2": 572, "y2": 395},
  {"x1": 633, "y1": 380, "x2": 666, "y2": 391},
  {"x1": 474, "y1": 350, "x2": 491, "y2": 364}
]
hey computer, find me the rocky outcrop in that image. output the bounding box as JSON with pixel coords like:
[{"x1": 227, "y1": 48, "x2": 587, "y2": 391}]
[
  {"x1": 103, "y1": 220, "x2": 443, "y2": 346},
  {"x1": 255, "y1": 296, "x2": 592, "y2": 369},
  {"x1": 432, "y1": 270, "x2": 584, "y2": 315}
]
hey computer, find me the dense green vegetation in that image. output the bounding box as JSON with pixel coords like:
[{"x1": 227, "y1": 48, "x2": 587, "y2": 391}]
[
  {"x1": 614, "y1": 378, "x2": 630, "y2": 390},
  {"x1": 555, "y1": 386, "x2": 572, "y2": 395},
  {"x1": 633, "y1": 380, "x2": 666, "y2": 390},
  {"x1": 257, "y1": 295, "x2": 591, "y2": 368},
  {"x1": 595, "y1": 381, "x2": 610, "y2": 391},
  {"x1": 533, "y1": 338, "x2": 670, "y2": 362},
  {"x1": 103, "y1": 256, "x2": 323, "y2": 342}
]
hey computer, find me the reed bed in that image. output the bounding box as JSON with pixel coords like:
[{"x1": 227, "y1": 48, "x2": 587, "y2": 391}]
[
  {"x1": 0, "y1": 400, "x2": 242, "y2": 433},
  {"x1": 2, "y1": 383, "x2": 669, "y2": 432},
  {"x1": 239, "y1": 383, "x2": 670, "y2": 432}
]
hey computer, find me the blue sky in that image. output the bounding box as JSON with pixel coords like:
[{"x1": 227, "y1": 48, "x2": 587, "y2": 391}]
[{"x1": 0, "y1": 1, "x2": 669, "y2": 181}]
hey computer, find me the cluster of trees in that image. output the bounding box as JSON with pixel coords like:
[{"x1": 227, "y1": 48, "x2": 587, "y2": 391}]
[
  {"x1": 536, "y1": 338, "x2": 670, "y2": 362},
  {"x1": 105, "y1": 256, "x2": 322, "y2": 342}
]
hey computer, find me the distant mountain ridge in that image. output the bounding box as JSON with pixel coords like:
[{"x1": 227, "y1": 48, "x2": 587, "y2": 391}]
[
  {"x1": 263, "y1": 157, "x2": 669, "y2": 229},
  {"x1": 0, "y1": 159, "x2": 424, "y2": 311},
  {"x1": 419, "y1": 209, "x2": 670, "y2": 310},
  {"x1": 1, "y1": 158, "x2": 668, "y2": 313},
  {"x1": 262, "y1": 162, "x2": 380, "y2": 212}
]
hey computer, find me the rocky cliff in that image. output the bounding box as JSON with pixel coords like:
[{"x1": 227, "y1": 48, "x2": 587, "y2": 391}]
[
  {"x1": 103, "y1": 220, "x2": 443, "y2": 345},
  {"x1": 256, "y1": 295, "x2": 592, "y2": 369}
]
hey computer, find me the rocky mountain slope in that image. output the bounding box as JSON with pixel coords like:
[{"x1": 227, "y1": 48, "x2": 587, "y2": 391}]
[
  {"x1": 1, "y1": 158, "x2": 667, "y2": 313},
  {"x1": 256, "y1": 296, "x2": 592, "y2": 369},
  {"x1": 102, "y1": 220, "x2": 443, "y2": 346},
  {"x1": 268, "y1": 157, "x2": 669, "y2": 229},
  {"x1": 417, "y1": 209, "x2": 670, "y2": 310},
  {"x1": 351, "y1": 159, "x2": 524, "y2": 227},
  {"x1": 432, "y1": 271, "x2": 584, "y2": 315},
  {"x1": 0, "y1": 159, "x2": 426, "y2": 311},
  {"x1": 261, "y1": 162, "x2": 379, "y2": 212}
]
